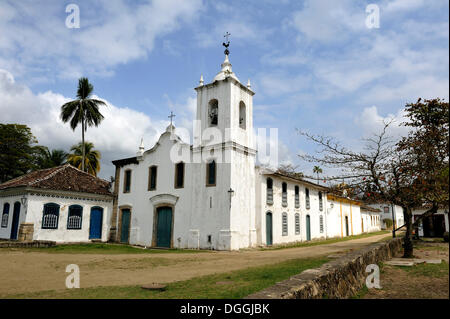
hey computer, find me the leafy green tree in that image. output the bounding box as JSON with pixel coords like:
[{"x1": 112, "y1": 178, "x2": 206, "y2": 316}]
[
  {"x1": 0, "y1": 124, "x2": 38, "y2": 183},
  {"x1": 60, "y1": 77, "x2": 106, "y2": 172},
  {"x1": 67, "y1": 141, "x2": 101, "y2": 176}
]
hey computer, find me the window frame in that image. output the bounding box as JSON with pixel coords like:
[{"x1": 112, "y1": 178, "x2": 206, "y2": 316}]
[
  {"x1": 295, "y1": 213, "x2": 300, "y2": 235},
  {"x1": 206, "y1": 160, "x2": 216, "y2": 187},
  {"x1": 123, "y1": 169, "x2": 132, "y2": 193},
  {"x1": 148, "y1": 166, "x2": 157, "y2": 191},
  {"x1": 295, "y1": 186, "x2": 300, "y2": 208},
  {"x1": 174, "y1": 162, "x2": 185, "y2": 189},
  {"x1": 41, "y1": 203, "x2": 60, "y2": 230},
  {"x1": 282, "y1": 212, "x2": 288, "y2": 236},
  {"x1": 67, "y1": 204, "x2": 83, "y2": 230},
  {"x1": 1, "y1": 203, "x2": 10, "y2": 228},
  {"x1": 319, "y1": 215, "x2": 324, "y2": 233},
  {"x1": 282, "y1": 182, "x2": 288, "y2": 207},
  {"x1": 208, "y1": 99, "x2": 219, "y2": 127},
  {"x1": 305, "y1": 188, "x2": 310, "y2": 209}
]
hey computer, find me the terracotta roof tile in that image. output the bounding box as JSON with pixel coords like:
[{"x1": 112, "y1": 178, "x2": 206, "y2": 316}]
[{"x1": 0, "y1": 164, "x2": 112, "y2": 196}]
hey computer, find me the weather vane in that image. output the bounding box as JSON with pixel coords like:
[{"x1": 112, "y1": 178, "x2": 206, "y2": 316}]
[{"x1": 223, "y1": 32, "x2": 231, "y2": 55}]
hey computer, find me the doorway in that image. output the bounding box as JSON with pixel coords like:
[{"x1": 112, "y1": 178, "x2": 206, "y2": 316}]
[
  {"x1": 10, "y1": 202, "x2": 20, "y2": 240},
  {"x1": 306, "y1": 215, "x2": 311, "y2": 241},
  {"x1": 266, "y1": 212, "x2": 273, "y2": 246},
  {"x1": 156, "y1": 206, "x2": 173, "y2": 248}
]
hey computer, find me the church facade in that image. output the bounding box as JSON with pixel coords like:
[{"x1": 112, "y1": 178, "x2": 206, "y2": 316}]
[{"x1": 109, "y1": 53, "x2": 379, "y2": 250}]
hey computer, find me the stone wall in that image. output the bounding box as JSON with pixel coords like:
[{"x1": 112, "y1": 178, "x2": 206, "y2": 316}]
[
  {"x1": 0, "y1": 240, "x2": 56, "y2": 248},
  {"x1": 246, "y1": 238, "x2": 403, "y2": 299},
  {"x1": 18, "y1": 223, "x2": 34, "y2": 241}
]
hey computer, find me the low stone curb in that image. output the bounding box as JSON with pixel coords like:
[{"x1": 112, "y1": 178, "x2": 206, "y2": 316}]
[
  {"x1": 0, "y1": 240, "x2": 56, "y2": 248},
  {"x1": 245, "y1": 237, "x2": 403, "y2": 299}
]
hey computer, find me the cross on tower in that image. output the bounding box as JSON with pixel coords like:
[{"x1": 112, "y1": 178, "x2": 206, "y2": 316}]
[{"x1": 168, "y1": 111, "x2": 176, "y2": 126}]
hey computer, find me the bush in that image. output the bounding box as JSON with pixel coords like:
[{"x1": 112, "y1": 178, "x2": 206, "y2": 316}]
[
  {"x1": 383, "y1": 218, "x2": 393, "y2": 229},
  {"x1": 444, "y1": 232, "x2": 449, "y2": 243}
]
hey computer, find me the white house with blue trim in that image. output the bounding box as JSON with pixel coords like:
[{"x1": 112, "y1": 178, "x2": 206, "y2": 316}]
[{"x1": 0, "y1": 164, "x2": 113, "y2": 243}]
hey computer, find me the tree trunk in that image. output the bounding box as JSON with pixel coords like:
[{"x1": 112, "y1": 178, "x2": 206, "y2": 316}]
[
  {"x1": 403, "y1": 206, "x2": 414, "y2": 258},
  {"x1": 81, "y1": 118, "x2": 85, "y2": 172}
]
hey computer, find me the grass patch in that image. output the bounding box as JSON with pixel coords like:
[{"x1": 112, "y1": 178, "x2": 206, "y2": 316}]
[
  {"x1": 399, "y1": 261, "x2": 449, "y2": 278},
  {"x1": 4, "y1": 257, "x2": 329, "y2": 299},
  {"x1": 414, "y1": 244, "x2": 449, "y2": 252},
  {"x1": 260, "y1": 231, "x2": 390, "y2": 251},
  {"x1": 2, "y1": 243, "x2": 210, "y2": 255}
]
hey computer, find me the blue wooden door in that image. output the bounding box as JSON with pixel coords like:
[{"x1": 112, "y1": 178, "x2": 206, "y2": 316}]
[
  {"x1": 306, "y1": 215, "x2": 311, "y2": 241},
  {"x1": 10, "y1": 202, "x2": 20, "y2": 240},
  {"x1": 266, "y1": 212, "x2": 273, "y2": 246},
  {"x1": 120, "y1": 209, "x2": 131, "y2": 243},
  {"x1": 156, "y1": 207, "x2": 172, "y2": 248},
  {"x1": 89, "y1": 207, "x2": 103, "y2": 239}
]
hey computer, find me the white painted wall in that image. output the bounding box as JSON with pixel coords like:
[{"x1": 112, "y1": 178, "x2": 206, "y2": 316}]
[
  {"x1": 0, "y1": 192, "x2": 112, "y2": 242},
  {"x1": 255, "y1": 170, "x2": 329, "y2": 246},
  {"x1": 369, "y1": 203, "x2": 404, "y2": 229}
]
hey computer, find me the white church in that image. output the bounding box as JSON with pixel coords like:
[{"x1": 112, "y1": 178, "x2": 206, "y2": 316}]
[
  {"x1": 108, "y1": 49, "x2": 381, "y2": 250},
  {"x1": 0, "y1": 45, "x2": 383, "y2": 248}
]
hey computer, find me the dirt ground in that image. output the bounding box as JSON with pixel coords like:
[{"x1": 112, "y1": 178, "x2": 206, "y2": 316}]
[
  {"x1": 0, "y1": 233, "x2": 390, "y2": 297},
  {"x1": 362, "y1": 241, "x2": 449, "y2": 299}
]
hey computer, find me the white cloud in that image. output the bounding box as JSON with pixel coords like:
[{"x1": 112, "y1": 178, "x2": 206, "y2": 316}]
[
  {"x1": 355, "y1": 105, "x2": 410, "y2": 138},
  {"x1": 0, "y1": 69, "x2": 166, "y2": 178},
  {"x1": 0, "y1": 0, "x2": 203, "y2": 80}
]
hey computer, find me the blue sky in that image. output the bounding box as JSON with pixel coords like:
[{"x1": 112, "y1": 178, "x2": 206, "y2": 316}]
[{"x1": 0, "y1": 0, "x2": 448, "y2": 179}]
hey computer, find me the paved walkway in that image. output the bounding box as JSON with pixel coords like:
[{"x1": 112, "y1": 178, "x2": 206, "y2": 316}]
[{"x1": 0, "y1": 232, "x2": 391, "y2": 296}]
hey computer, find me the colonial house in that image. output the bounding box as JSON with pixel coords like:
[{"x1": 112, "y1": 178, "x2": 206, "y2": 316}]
[
  {"x1": 109, "y1": 52, "x2": 382, "y2": 250},
  {"x1": 360, "y1": 205, "x2": 382, "y2": 233},
  {"x1": 413, "y1": 204, "x2": 449, "y2": 238},
  {"x1": 0, "y1": 164, "x2": 113, "y2": 242}
]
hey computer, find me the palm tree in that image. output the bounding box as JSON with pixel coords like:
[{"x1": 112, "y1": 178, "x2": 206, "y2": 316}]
[
  {"x1": 33, "y1": 146, "x2": 67, "y2": 169},
  {"x1": 67, "y1": 142, "x2": 101, "y2": 176},
  {"x1": 313, "y1": 166, "x2": 323, "y2": 184},
  {"x1": 60, "y1": 77, "x2": 106, "y2": 172}
]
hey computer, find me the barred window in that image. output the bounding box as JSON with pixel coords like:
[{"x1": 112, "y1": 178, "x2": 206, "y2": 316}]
[
  {"x1": 42, "y1": 203, "x2": 60, "y2": 229},
  {"x1": 295, "y1": 186, "x2": 300, "y2": 208},
  {"x1": 319, "y1": 215, "x2": 324, "y2": 233},
  {"x1": 67, "y1": 205, "x2": 83, "y2": 230},
  {"x1": 1, "y1": 203, "x2": 10, "y2": 228},
  {"x1": 282, "y1": 212, "x2": 288, "y2": 236},
  {"x1": 295, "y1": 213, "x2": 300, "y2": 235}
]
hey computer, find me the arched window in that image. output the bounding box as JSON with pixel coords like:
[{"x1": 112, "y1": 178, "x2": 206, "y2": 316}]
[
  {"x1": 282, "y1": 182, "x2": 287, "y2": 207},
  {"x1": 295, "y1": 186, "x2": 300, "y2": 208},
  {"x1": 206, "y1": 160, "x2": 216, "y2": 186},
  {"x1": 319, "y1": 215, "x2": 324, "y2": 233},
  {"x1": 1, "y1": 203, "x2": 10, "y2": 228},
  {"x1": 266, "y1": 178, "x2": 273, "y2": 204},
  {"x1": 239, "y1": 101, "x2": 246, "y2": 129},
  {"x1": 208, "y1": 99, "x2": 218, "y2": 126},
  {"x1": 175, "y1": 162, "x2": 185, "y2": 188},
  {"x1": 42, "y1": 203, "x2": 60, "y2": 229},
  {"x1": 295, "y1": 213, "x2": 300, "y2": 235},
  {"x1": 282, "y1": 212, "x2": 288, "y2": 236},
  {"x1": 305, "y1": 188, "x2": 310, "y2": 209},
  {"x1": 67, "y1": 205, "x2": 83, "y2": 230}
]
